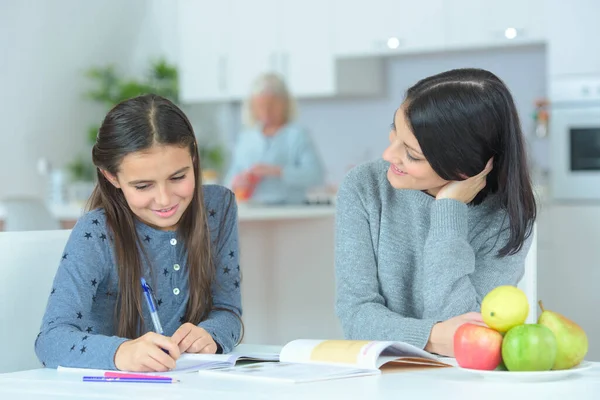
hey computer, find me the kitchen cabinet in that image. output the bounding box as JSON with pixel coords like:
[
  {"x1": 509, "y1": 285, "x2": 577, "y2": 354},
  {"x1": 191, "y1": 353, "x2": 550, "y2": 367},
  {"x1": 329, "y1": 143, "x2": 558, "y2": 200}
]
[
  {"x1": 546, "y1": 0, "x2": 600, "y2": 77},
  {"x1": 444, "y1": 0, "x2": 546, "y2": 50},
  {"x1": 177, "y1": 0, "x2": 232, "y2": 102},
  {"x1": 332, "y1": 0, "x2": 446, "y2": 57}
]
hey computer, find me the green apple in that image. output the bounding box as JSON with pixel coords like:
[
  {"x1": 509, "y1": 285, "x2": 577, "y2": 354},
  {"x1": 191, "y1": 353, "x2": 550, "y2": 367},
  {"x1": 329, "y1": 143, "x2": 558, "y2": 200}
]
[
  {"x1": 537, "y1": 300, "x2": 589, "y2": 370},
  {"x1": 501, "y1": 324, "x2": 557, "y2": 371}
]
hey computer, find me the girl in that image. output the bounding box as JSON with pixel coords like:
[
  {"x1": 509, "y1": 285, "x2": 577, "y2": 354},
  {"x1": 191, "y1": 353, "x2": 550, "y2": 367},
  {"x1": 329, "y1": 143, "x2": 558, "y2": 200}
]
[
  {"x1": 334, "y1": 68, "x2": 537, "y2": 357},
  {"x1": 35, "y1": 94, "x2": 242, "y2": 371}
]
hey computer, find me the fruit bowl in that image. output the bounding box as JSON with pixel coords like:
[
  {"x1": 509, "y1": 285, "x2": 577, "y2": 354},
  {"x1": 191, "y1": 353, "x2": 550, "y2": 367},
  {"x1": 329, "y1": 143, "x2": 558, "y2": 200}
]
[{"x1": 457, "y1": 361, "x2": 594, "y2": 382}]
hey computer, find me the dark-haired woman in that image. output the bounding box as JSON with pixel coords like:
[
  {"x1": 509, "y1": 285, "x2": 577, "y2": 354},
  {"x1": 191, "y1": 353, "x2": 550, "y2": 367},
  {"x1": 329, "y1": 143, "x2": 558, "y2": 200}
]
[{"x1": 334, "y1": 68, "x2": 536, "y2": 357}]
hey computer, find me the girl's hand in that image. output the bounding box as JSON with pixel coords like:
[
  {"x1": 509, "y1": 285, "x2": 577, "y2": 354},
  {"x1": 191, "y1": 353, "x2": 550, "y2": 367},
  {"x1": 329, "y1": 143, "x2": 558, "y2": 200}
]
[
  {"x1": 425, "y1": 312, "x2": 486, "y2": 357},
  {"x1": 436, "y1": 158, "x2": 493, "y2": 203},
  {"x1": 114, "y1": 332, "x2": 181, "y2": 372},
  {"x1": 171, "y1": 323, "x2": 218, "y2": 354}
]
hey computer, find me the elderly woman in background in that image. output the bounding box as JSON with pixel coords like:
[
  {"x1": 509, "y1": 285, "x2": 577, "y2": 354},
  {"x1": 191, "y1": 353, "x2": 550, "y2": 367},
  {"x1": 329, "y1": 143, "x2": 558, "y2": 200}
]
[{"x1": 224, "y1": 73, "x2": 325, "y2": 204}]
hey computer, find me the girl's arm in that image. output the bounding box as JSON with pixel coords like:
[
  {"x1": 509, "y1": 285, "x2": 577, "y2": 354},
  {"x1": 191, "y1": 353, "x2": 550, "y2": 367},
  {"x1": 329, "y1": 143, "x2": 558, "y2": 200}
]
[
  {"x1": 335, "y1": 172, "x2": 438, "y2": 349},
  {"x1": 198, "y1": 189, "x2": 243, "y2": 353},
  {"x1": 421, "y1": 199, "x2": 532, "y2": 320},
  {"x1": 34, "y1": 213, "x2": 128, "y2": 369}
]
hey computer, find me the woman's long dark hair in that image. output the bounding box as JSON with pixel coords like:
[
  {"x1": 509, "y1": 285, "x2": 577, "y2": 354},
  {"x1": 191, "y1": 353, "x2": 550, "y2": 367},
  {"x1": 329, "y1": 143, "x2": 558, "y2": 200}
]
[
  {"x1": 404, "y1": 68, "x2": 536, "y2": 257},
  {"x1": 87, "y1": 94, "x2": 222, "y2": 339}
]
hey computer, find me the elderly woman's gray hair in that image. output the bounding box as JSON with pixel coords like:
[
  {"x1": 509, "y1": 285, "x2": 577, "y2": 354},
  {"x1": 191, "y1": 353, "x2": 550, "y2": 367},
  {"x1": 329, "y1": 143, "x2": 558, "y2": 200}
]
[{"x1": 241, "y1": 73, "x2": 298, "y2": 127}]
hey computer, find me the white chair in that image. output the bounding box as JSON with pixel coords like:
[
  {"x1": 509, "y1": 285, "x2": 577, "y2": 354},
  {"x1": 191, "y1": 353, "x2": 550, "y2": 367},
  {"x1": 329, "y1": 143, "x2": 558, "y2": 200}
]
[
  {"x1": 0, "y1": 197, "x2": 61, "y2": 232},
  {"x1": 517, "y1": 225, "x2": 538, "y2": 323},
  {"x1": 0, "y1": 229, "x2": 70, "y2": 373}
]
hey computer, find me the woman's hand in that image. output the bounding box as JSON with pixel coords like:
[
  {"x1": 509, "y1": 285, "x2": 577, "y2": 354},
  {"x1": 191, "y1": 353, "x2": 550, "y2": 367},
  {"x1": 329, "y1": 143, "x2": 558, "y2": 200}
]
[
  {"x1": 425, "y1": 312, "x2": 486, "y2": 357},
  {"x1": 114, "y1": 332, "x2": 181, "y2": 372},
  {"x1": 171, "y1": 323, "x2": 218, "y2": 354},
  {"x1": 249, "y1": 164, "x2": 282, "y2": 178},
  {"x1": 436, "y1": 158, "x2": 493, "y2": 203}
]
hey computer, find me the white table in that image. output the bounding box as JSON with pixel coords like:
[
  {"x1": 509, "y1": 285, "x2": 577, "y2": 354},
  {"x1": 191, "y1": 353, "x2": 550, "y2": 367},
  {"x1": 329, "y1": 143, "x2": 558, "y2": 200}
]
[{"x1": 1, "y1": 360, "x2": 599, "y2": 400}]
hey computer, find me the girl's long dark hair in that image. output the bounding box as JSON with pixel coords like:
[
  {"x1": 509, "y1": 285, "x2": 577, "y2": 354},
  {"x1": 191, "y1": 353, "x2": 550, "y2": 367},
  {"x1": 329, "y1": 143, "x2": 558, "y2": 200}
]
[
  {"x1": 404, "y1": 68, "x2": 536, "y2": 257},
  {"x1": 87, "y1": 94, "x2": 222, "y2": 338}
]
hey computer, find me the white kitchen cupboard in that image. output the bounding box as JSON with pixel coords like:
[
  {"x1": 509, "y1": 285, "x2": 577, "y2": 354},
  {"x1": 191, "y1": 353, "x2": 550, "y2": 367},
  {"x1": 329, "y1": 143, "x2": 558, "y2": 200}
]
[
  {"x1": 227, "y1": 0, "x2": 281, "y2": 99},
  {"x1": 444, "y1": 0, "x2": 546, "y2": 50},
  {"x1": 546, "y1": 0, "x2": 600, "y2": 77},
  {"x1": 177, "y1": 0, "x2": 232, "y2": 103},
  {"x1": 331, "y1": 0, "x2": 446, "y2": 57}
]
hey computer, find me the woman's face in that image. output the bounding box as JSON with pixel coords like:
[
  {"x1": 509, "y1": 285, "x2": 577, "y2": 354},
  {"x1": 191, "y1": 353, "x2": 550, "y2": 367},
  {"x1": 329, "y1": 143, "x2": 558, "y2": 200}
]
[
  {"x1": 251, "y1": 93, "x2": 287, "y2": 128},
  {"x1": 382, "y1": 106, "x2": 448, "y2": 196}
]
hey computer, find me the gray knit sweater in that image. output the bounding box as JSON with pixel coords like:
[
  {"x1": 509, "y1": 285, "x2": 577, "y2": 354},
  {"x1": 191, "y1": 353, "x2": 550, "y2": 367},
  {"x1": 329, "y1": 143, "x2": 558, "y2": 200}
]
[
  {"x1": 35, "y1": 185, "x2": 242, "y2": 370},
  {"x1": 334, "y1": 160, "x2": 532, "y2": 349}
]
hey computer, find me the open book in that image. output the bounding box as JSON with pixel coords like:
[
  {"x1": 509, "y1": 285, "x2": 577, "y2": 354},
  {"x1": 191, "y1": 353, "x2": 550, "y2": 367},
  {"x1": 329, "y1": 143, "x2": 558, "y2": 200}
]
[
  {"x1": 57, "y1": 348, "x2": 280, "y2": 375},
  {"x1": 196, "y1": 339, "x2": 452, "y2": 383}
]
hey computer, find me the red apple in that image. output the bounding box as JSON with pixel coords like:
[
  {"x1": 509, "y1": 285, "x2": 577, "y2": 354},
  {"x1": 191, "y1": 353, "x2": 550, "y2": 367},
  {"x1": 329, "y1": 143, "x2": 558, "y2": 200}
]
[{"x1": 454, "y1": 323, "x2": 503, "y2": 370}]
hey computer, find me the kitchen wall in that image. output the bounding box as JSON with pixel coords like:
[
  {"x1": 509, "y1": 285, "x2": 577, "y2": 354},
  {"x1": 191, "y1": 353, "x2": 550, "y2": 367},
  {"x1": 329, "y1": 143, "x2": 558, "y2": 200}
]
[
  {"x1": 0, "y1": 0, "x2": 171, "y2": 199},
  {"x1": 223, "y1": 45, "x2": 548, "y2": 186}
]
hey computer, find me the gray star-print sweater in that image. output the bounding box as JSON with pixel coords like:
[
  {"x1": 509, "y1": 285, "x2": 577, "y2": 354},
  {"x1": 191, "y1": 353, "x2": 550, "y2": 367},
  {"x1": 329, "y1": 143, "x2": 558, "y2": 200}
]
[
  {"x1": 334, "y1": 159, "x2": 533, "y2": 349},
  {"x1": 35, "y1": 185, "x2": 242, "y2": 370}
]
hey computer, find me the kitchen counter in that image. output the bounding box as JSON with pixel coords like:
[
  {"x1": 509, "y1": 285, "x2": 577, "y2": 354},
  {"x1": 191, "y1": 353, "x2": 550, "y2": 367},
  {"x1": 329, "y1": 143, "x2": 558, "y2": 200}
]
[{"x1": 0, "y1": 202, "x2": 336, "y2": 230}]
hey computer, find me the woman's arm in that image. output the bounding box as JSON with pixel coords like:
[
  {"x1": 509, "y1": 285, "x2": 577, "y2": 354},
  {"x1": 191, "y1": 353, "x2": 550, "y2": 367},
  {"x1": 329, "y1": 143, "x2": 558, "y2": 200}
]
[
  {"x1": 421, "y1": 199, "x2": 532, "y2": 320},
  {"x1": 334, "y1": 171, "x2": 437, "y2": 349},
  {"x1": 197, "y1": 189, "x2": 243, "y2": 353},
  {"x1": 34, "y1": 213, "x2": 129, "y2": 369},
  {"x1": 279, "y1": 127, "x2": 325, "y2": 189}
]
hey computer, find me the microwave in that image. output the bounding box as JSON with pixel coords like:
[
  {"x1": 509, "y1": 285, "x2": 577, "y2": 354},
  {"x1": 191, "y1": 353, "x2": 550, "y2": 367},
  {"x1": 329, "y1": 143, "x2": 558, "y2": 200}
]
[{"x1": 549, "y1": 77, "x2": 600, "y2": 201}]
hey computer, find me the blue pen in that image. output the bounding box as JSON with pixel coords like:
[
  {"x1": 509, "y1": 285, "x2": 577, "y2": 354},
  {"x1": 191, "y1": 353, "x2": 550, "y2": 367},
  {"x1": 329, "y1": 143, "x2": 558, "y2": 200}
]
[{"x1": 141, "y1": 277, "x2": 164, "y2": 334}]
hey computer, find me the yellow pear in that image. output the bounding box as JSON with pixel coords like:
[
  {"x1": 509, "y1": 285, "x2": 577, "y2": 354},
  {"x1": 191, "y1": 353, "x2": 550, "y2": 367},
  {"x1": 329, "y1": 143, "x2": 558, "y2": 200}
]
[{"x1": 537, "y1": 301, "x2": 588, "y2": 370}]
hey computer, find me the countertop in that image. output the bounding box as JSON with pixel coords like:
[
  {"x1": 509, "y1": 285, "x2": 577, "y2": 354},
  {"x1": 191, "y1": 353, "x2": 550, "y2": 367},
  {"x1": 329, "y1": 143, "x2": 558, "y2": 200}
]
[{"x1": 0, "y1": 201, "x2": 336, "y2": 224}]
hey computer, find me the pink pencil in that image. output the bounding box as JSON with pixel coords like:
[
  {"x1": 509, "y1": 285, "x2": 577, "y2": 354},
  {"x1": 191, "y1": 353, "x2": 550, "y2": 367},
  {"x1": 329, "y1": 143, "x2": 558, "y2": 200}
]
[{"x1": 105, "y1": 372, "x2": 171, "y2": 380}]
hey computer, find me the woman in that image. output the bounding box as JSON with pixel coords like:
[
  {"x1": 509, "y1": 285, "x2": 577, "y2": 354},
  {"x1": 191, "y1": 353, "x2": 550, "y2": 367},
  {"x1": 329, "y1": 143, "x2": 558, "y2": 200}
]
[
  {"x1": 334, "y1": 68, "x2": 537, "y2": 357},
  {"x1": 224, "y1": 73, "x2": 325, "y2": 204}
]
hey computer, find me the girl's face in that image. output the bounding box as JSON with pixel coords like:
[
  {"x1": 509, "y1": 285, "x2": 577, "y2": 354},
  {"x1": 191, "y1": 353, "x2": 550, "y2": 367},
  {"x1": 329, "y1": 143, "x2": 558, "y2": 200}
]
[
  {"x1": 382, "y1": 106, "x2": 448, "y2": 196},
  {"x1": 104, "y1": 145, "x2": 196, "y2": 231}
]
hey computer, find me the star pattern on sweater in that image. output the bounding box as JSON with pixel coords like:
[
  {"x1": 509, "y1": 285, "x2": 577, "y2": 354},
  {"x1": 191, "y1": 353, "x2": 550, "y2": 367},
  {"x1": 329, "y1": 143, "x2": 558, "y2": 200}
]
[
  {"x1": 91, "y1": 279, "x2": 97, "y2": 287},
  {"x1": 92, "y1": 219, "x2": 99, "y2": 225},
  {"x1": 86, "y1": 326, "x2": 93, "y2": 333},
  {"x1": 84, "y1": 232, "x2": 92, "y2": 240},
  {"x1": 82, "y1": 335, "x2": 89, "y2": 341},
  {"x1": 99, "y1": 233, "x2": 107, "y2": 241},
  {"x1": 70, "y1": 344, "x2": 75, "y2": 352},
  {"x1": 92, "y1": 295, "x2": 97, "y2": 303},
  {"x1": 80, "y1": 345, "x2": 87, "y2": 354},
  {"x1": 234, "y1": 280, "x2": 240, "y2": 289},
  {"x1": 105, "y1": 290, "x2": 113, "y2": 298},
  {"x1": 163, "y1": 268, "x2": 169, "y2": 277},
  {"x1": 51, "y1": 288, "x2": 56, "y2": 295},
  {"x1": 62, "y1": 253, "x2": 68, "y2": 260},
  {"x1": 157, "y1": 298, "x2": 163, "y2": 307},
  {"x1": 76, "y1": 312, "x2": 83, "y2": 319},
  {"x1": 236, "y1": 264, "x2": 240, "y2": 272},
  {"x1": 179, "y1": 316, "x2": 186, "y2": 324},
  {"x1": 209, "y1": 209, "x2": 216, "y2": 217},
  {"x1": 229, "y1": 250, "x2": 235, "y2": 258},
  {"x1": 144, "y1": 235, "x2": 151, "y2": 242},
  {"x1": 223, "y1": 266, "x2": 230, "y2": 274}
]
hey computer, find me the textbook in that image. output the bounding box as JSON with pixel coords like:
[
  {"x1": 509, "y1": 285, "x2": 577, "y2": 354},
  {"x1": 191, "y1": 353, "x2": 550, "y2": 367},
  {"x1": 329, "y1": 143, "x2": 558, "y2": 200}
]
[
  {"x1": 57, "y1": 349, "x2": 280, "y2": 375},
  {"x1": 196, "y1": 339, "x2": 452, "y2": 383}
]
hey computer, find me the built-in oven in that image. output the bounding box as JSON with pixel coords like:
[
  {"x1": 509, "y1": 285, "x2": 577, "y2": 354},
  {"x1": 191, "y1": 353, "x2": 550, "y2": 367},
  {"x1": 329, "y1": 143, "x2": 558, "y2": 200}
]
[{"x1": 550, "y1": 77, "x2": 600, "y2": 200}]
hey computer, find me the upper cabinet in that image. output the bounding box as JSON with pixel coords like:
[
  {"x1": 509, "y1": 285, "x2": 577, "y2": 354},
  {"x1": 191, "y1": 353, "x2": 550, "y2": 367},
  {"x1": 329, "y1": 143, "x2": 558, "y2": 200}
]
[
  {"x1": 445, "y1": 0, "x2": 546, "y2": 49},
  {"x1": 177, "y1": 0, "x2": 232, "y2": 103},
  {"x1": 332, "y1": 0, "x2": 446, "y2": 57},
  {"x1": 546, "y1": 0, "x2": 600, "y2": 77}
]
